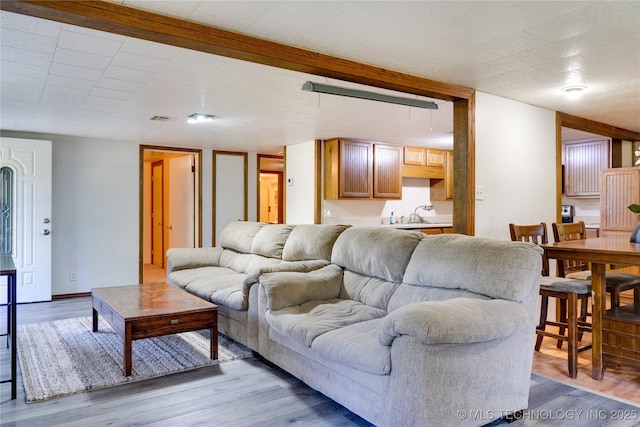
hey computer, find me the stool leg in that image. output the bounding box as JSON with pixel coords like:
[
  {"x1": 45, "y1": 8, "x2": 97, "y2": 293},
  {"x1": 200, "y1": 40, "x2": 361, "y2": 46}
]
[
  {"x1": 610, "y1": 288, "x2": 620, "y2": 309},
  {"x1": 567, "y1": 293, "x2": 578, "y2": 379},
  {"x1": 578, "y1": 297, "x2": 588, "y2": 341},
  {"x1": 557, "y1": 298, "x2": 567, "y2": 349},
  {"x1": 535, "y1": 295, "x2": 548, "y2": 351}
]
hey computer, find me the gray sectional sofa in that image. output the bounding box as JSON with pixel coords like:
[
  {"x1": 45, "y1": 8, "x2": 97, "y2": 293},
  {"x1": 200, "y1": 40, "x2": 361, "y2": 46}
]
[{"x1": 166, "y1": 221, "x2": 543, "y2": 426}]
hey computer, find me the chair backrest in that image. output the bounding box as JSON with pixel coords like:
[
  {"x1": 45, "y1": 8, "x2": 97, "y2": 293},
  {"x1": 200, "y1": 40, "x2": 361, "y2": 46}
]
[
  {"x1": 551, "y1": 221, "x2": 589, "y2": 277},
  {"x1": 509, "y1": 222, "x2": 549, "y2": 276}
]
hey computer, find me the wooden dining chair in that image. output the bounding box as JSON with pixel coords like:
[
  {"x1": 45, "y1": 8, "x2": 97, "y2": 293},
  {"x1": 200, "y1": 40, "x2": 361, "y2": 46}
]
[
  {"x1": 509, "y1": 222, "x2": 592, "y2": 378},
  {"x1": 552, "y1": 221, "x2": 640, "y2": 308}
]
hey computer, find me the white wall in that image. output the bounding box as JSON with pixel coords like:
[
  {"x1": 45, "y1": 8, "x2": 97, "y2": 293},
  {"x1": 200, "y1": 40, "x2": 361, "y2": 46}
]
[
  {"x1": 474, "y1": 91, "x2": 557, "y2": 240},
  {"x1": 50, "y1": 135, "x2": 139, "y2": 294},
  {"x1": 285, "y1": 141, "x2": 316, "y2": 224}
]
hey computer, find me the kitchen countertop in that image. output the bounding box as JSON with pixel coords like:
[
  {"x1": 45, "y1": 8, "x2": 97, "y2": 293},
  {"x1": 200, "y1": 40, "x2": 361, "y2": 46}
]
[{"x1": 380, "y1": 223, "x2": 453, "y2": 229}]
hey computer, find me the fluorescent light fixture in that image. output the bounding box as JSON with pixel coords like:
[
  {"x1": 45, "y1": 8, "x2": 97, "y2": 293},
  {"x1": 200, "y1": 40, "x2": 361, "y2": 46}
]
[
  {"x1": 302, "y1": 81, "x2": 438, "y2": 110},
  {"x1": 561, "y1": 85, "x2": 587, "y2": 100},
  {"x1": 187, "y1": 113, "x2": 215, "y2": 123}
]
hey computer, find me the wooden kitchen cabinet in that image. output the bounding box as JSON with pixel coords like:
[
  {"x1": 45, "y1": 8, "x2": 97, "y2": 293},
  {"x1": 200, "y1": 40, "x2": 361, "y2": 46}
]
[
  {"x1": 373, "y1": 143, "x2": 402, "y2": 199},
  {"x1": 402, "y1": 146, "x2": 445, "y2": 179},
  {"x1": 324, "y1": 138, "x2": 401, "y2": 199},
  {"x1": 431, "y1": 150, "x2": 453, "y2": 201},
  {"x1": 563, "y1": 138, "x2": 610, "y2": 197},
  {"x1": 600, "y1": 167, "x2": 640, "y2": 236}
]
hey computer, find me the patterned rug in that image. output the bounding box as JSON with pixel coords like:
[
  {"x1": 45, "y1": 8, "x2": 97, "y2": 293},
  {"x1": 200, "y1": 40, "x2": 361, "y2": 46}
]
[{"x1": 17, "y1": 316, "x2": 252, "y2": 402}]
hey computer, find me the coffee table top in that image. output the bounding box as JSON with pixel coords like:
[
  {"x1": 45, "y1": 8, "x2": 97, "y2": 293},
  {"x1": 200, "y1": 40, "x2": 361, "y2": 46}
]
[{"x1": 92, "y1": 282, "x2": 217, "y2": 320}]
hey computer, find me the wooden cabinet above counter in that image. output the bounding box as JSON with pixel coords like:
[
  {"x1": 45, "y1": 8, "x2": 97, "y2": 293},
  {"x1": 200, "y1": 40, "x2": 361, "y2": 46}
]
[
  {"x1": 402, "y1": 146, "x2": 445, "y2": 179},
  {"x1": 324, "y1": 138, "x2": 402, "y2": 200}
]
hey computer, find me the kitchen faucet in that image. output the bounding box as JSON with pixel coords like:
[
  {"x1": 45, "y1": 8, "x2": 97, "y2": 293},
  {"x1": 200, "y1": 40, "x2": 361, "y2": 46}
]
[{"x1": 408, "y1": 204, "x2": 433, "y2": 223}]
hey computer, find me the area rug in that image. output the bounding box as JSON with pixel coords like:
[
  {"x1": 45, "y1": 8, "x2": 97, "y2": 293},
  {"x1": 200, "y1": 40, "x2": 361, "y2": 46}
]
[{"x1": 17, "y1": 316, "x2": 252, "y2": 403}]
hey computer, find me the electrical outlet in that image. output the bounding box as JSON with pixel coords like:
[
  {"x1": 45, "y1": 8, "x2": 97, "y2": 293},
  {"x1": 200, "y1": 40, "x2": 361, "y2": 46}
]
[
  {"x1": 475, "y1": 185, "x2": 484, "y2": 201},
  {"x1": 69, "y1": 271, "x2": 77, "y2": 281}
]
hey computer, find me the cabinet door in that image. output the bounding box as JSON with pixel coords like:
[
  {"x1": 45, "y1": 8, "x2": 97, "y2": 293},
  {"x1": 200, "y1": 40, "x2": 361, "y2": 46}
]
[
  {"x1": 426, "y1": 149, "x2": 446, "y2": 167},
  {"x1": 431, "y1": 150, "x2": 453, "y2": 201},
  {"x1": 600, "y1": 167, "x2": 640, "y2": 233},
  {"x1": 403, "y1": 146, "x2": 426, "y2": 166},
  {"x1": 339, "y1": 139, "x2": 373, "y2": 198},
  {"x1": 564, "y1": 139, "x2": 610, "y2": 197},
  {"x1": 373, "y1": 144, "x2": 402, "y2": 199}
]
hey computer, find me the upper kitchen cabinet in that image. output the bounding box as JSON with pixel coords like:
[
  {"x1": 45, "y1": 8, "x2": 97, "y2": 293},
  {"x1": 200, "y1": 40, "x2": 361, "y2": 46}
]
[
  {"x1": 324, "y1": 138, "x2": 401, "y2": 200},
  {"x1": 563, "y1": 138, "x2": 611, "y2": 197},
  {"x1": 600, "y1": 167, "x2": 640, "y2": 237},
  {"x1": 431, "y1": 150, "x2": 454, "y2": 201},
  {"x1": 402, "y1": 146, "x2": 445, "y2": 179}
]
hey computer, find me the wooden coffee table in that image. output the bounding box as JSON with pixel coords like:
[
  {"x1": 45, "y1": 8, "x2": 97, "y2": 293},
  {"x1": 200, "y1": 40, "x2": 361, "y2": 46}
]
[{"x1": 92, "y1": 282, "x2": 218, "y2": 376}]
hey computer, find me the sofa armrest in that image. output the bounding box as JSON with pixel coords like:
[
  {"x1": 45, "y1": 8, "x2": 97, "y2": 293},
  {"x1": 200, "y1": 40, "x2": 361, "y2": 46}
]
[
  {"x1": 242, "y1": 259, "x2": 330, "y2": 298},
  {"x1": 377, "y1": 298, "x2": 528, "y2": 346},
  {"x1": 260, "y1": 264, "x2": 343, "y2": 311},
  {"x1": 165, "y1": 247, "x2": 223, "y2": 273}
]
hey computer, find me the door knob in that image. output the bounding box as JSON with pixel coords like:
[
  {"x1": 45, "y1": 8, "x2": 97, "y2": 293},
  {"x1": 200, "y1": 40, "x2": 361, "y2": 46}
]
[
  {"x1": 43, "y1": 218, "x2": 50, "y2": 224},
  {"x1": 42, "y1": 229, "x2": 50, "y2": 236}
]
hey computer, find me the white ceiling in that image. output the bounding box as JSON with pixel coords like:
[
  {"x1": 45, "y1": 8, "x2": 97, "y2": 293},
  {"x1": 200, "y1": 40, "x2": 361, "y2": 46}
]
[{"x1": 1, "y1": 1, "x2": 639, "y2": 154}]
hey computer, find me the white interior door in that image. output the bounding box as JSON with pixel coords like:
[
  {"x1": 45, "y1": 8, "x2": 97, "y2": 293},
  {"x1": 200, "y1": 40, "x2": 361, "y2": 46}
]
[
  {"x1": 169, "y1": 155, "x2": 195, "y2": 249},
  {"x1": 0, "y1": 137, "x2": 52, "y2": 303}
]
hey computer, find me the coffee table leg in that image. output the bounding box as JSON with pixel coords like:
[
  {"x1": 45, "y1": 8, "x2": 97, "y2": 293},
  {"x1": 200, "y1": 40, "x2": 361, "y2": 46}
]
[
  {"x1": 211, "y1": 323, "x2": 218, "y2": 360},
  {"x1": 92, "y1": 308, "x2": 98, "y2": 332},
  {"x1": 124, "y1": 322, "x2": 132, "y2": 376}
]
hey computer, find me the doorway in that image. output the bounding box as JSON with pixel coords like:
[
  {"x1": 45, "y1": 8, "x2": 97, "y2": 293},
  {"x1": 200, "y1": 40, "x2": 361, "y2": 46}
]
[
  {"x1": 0, "y1": 137, "x2": 52, "y2": 303},
  {"x1": 140, "y1": 146, "x2": 202, "y2": 284},
  {"x1": 257, "y1": 155, "x2": 284, "y2": 224}
]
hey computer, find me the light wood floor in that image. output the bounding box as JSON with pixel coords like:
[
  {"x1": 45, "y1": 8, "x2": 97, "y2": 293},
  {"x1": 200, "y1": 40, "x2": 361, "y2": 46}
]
[
  {"x1": 2, "y1": 297, "x2": 640, "y2": 426},
  {"x1": 532, "y1": 292, "x2": 640, "y2": 407}
]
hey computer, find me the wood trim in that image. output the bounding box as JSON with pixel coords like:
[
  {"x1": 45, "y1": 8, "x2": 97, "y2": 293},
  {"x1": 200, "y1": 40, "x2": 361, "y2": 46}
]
[
  {"x1": 212, "y1": 151, "x2": 248, "y2": 245},
  {"x1": 139, "y1": 145, "x2": 203, "y2": 283},
  {"x1": 314, "y1": 140, "x2": 322, "y2": 224},
  {"x1": 0, "y1": 0, "x2": 473, "y2": 102},
  {"x1": 558, "y1": 112, "x2": 640, "y2": 142},
  {"x1": 453, "y1": 94, "x2": 474, "y2": 235},
  {"x1": 52, "y1": 292, "x2": 91, "y2": 300},
  {"x1": 555, "y1": 114, "x2": 564, "y2": 225}
]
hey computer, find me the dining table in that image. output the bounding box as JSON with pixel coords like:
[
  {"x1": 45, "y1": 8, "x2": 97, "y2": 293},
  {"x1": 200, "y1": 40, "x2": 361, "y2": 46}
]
[{"x1": 541, "y1": 234, "x2": 640, "y2": 380}]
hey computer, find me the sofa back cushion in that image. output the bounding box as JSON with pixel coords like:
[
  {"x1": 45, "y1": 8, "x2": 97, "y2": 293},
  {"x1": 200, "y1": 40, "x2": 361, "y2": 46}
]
[
  {"x1": 402, "y1": 234, "x2": 543, "y2": 302},
  {"x1": 220, "y1": 221, "x2": 266, "y2": 253},
  {"x1": 331, "y1": 227, "x2": 423, "y2": 283},
  {"x1": 219, "y1": 251, "x2": 282, "y2": 274},
  {"x1": 251, "y1": 224, "x2": 295, "y2": 259},
  {"x1": 282, "y1": 224, "x2": 350, "y2": 261}
]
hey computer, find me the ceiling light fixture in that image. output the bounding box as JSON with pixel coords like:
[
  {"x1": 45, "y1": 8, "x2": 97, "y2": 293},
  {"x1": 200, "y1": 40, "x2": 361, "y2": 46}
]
[
  {"x1": 561, "y1": 85, "x2": 587, "y2": 99},
  {"x1": 302, "y1": 81, "x2": 438, "y2": 110},
  {"x1": 187, "y1": 113, "x2": 215, "y2": 123}
]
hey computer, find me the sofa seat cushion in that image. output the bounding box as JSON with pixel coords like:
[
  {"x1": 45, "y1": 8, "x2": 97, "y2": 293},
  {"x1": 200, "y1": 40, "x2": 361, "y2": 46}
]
[
  {"x1": 266, "y1": 299, "x2": 386, "y2": 347},
  {"x1": 311, "y1": 319, "x2": 391, "y2": 375},
  {"x1": 180, "y1": 269, "x2": 247, "y2": 304},
  {"x1": 212, "y1": 285, "x2": 245, "y2": 311},
  {"x1": 167, "y1": 266, "x2": 236, "y2": 290}
]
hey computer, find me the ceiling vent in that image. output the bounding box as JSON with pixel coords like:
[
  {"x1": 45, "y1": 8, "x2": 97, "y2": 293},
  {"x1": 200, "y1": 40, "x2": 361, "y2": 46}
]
[{"x1": 148, "y1": 115, "x2": 175, "y2": 122}]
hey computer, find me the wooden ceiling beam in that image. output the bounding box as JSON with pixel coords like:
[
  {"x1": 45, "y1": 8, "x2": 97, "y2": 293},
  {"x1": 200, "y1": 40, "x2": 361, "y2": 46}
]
[{"x1": 0, "y1": 0, "x2": 473, "y2": 102}]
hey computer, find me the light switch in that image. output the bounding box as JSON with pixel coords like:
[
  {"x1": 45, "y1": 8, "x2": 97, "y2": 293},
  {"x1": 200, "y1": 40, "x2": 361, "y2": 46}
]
[{"x1": 287, "y1": 178, "x2": 294, "y2": 186}]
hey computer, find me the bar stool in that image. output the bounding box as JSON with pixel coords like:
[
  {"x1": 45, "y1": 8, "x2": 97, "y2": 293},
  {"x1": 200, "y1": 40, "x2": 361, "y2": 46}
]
[
  {"x1": 552, "y1": 221, "x2": 640, "y2": 308},
  {"x1": 509, "y1": 222, "x2": 592, "y2": 378}
]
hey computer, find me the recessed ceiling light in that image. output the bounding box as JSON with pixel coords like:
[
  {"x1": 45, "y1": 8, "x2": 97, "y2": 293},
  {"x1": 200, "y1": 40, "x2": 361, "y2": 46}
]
[
  {"x1": 561, "y1": 85, "x2": 587, "y2": 99},
  {"x1": 187, "y1": 113, "x2": 215, "y2": 124}
]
